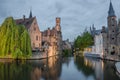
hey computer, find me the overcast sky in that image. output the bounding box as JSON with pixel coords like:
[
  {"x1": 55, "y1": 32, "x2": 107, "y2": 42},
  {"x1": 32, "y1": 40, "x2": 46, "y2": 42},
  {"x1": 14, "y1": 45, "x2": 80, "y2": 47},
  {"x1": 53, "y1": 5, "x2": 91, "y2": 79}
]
[{"x1": 0, "y1": 0, "x2": 120, "y2": 41}]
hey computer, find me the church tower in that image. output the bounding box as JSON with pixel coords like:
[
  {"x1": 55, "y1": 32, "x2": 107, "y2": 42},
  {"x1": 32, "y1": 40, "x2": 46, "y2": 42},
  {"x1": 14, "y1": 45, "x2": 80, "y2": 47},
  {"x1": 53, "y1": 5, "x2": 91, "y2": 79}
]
[
  {"x1": 107, "y1": 1, "x2": 117, "y2": 55},
  {"x1": 55, "y1": 17, "x2": 61, "y2": 32},
  {"x1": 118, "y1": 19, "x2": 120, "y2": 33},
  {"x1": 55, "y1": 17, "x2": 62, "y2": 52}
]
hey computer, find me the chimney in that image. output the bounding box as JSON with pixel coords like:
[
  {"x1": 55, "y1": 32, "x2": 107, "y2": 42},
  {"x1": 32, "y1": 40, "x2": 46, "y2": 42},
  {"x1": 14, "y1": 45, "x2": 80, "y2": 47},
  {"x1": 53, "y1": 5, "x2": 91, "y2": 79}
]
[{"x1": 56, "y1": 17, "x2": 60, "y2": 26}]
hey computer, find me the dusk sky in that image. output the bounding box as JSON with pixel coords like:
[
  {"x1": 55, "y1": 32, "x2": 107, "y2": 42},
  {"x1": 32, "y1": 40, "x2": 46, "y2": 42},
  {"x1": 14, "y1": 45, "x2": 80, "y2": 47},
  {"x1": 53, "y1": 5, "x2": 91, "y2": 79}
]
[{"x1": 0, "y1": 0, "x2": 120, "y2": 41}]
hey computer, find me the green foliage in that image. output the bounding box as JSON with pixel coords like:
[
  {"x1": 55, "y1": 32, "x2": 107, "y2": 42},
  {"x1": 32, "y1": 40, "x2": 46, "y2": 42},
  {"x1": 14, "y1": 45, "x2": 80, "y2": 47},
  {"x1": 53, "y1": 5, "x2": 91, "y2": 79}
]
[
  {"x1": 74, "y1": 31, "x2": 94, "y2": 51},
  {"x1": 74, "y1": 56, "x2": 94, "y2": 76},
  {"x1": 62, "y1": 49, "x2": 72, "y2": 57},
  {"x1": 12, "y1": 48, "x2": 23, "y2": 59},
  {"x1": 0, "y1": 17, "x2": 32, "y2": 59},
  {"x1": 0, "y1": 62, "x2": 32, "y2": 80}
]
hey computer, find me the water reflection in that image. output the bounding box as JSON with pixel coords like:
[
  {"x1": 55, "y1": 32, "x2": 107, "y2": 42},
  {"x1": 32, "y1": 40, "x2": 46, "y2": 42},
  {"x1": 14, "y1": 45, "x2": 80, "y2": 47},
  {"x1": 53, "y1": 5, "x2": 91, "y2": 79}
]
[
  {"x1": 29, "y1": 56, "x2": 62, "y2": 80},
  {"x1": 0, "y1": 61, "x2": 32, "y2": 80},
  {"x1": 0, "y1": 56, "x2": 120, "y2": 80},
  {"x1": 74, "y1": 56, "x2": 95, "y2": 77},
  {"x1": 74, "y1": 56, "x2": 120, "y2": 80},
  {"x1": 0, "y1": 56, "x2": 62, "y2": 80}
]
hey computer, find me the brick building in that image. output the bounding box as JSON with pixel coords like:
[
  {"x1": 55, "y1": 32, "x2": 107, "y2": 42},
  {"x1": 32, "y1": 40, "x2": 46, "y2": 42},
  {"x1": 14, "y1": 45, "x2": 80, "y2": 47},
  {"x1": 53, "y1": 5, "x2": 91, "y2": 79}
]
[
  {"x1": 15, "y1": 11, "x2": 62, "y2": 56},
  {"x1": 15, "y1": 11, "x2": 42, "y2": 51},
  {"x1": 41, "y1": 17, "x2": 62, "y2": 56}
]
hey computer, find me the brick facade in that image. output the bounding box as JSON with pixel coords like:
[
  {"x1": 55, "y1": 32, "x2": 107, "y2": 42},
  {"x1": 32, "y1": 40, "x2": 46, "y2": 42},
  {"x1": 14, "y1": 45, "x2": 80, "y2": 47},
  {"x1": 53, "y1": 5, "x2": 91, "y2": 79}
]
[
  {"x1": 15, "y1": 12, "x2": 62, "y2": 55},
  {"x1": 15, "y1": 16, "x2": 42, "y2": 51},
  {"x1": 42, "y1": 17, "x2": 62, "y2": 56}
]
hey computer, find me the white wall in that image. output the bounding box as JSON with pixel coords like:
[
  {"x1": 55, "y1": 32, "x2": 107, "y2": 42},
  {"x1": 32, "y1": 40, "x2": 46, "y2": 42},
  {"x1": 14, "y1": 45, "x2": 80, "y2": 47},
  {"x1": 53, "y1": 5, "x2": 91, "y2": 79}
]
[{"x1": 95, "y1": 34, "x2": 103, "y2": 56}]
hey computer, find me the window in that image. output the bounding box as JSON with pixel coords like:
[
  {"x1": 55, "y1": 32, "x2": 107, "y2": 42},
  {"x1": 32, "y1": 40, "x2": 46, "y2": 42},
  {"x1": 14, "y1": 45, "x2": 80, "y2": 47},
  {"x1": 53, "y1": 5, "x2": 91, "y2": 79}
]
[
  {"x1": 111, "y1": 51, "x2": 115, "y2": 55},
  {"x1": 113, "y1": 47, "x2": 115, "y2": 49},
  {"x1": 36, "y1": 36, "x2": 38, "y2": 41},
  {"x1": 39, "y1": 36, "x2": 40, "y2": 41},
  {"x1": 112, "y1": 38, "x2": 114, "y2": 40},
  {"x1": 112, "y1": 18, "x2": 114, "y2": 21},
  {"x1": 112, "y1": 24, "x2": 115, "y2": 27}
]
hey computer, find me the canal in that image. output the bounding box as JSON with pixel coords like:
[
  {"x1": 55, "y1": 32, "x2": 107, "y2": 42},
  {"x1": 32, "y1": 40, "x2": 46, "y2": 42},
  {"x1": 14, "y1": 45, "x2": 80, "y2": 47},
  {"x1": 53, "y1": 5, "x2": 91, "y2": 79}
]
[{"x1": 0, "y1": 56, "x2": 120, "y2": 80}]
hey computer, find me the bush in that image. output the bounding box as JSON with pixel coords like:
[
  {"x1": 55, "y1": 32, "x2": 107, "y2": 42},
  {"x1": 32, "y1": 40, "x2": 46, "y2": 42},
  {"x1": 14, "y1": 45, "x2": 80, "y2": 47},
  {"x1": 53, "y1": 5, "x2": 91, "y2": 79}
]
[{"x1": 62, "y1": 49, "x2": 72, "y2": 57}]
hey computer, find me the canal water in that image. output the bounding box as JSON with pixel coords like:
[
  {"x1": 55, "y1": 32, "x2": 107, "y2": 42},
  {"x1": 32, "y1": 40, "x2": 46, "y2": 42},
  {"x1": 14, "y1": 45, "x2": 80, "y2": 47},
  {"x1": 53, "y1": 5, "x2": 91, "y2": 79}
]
[{"x1": 0, "y1": 56, "x2": 120, "y2": 80}]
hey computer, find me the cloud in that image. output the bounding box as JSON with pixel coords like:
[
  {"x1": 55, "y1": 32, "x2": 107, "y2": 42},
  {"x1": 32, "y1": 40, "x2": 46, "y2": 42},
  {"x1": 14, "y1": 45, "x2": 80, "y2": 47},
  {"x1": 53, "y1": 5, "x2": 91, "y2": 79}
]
[{"x1": 0, "y1": 0, "x2": 120, "y2": 41}]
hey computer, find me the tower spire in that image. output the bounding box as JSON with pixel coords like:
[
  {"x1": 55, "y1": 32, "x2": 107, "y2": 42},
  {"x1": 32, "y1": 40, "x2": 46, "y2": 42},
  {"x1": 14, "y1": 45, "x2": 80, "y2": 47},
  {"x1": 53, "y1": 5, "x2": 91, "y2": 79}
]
[
  {"x1": 108, "y1": 0, "x2": 115, "y2": 17},
  {"x1": 29, "y1": 8, "x2": 32, "y2": 18}
]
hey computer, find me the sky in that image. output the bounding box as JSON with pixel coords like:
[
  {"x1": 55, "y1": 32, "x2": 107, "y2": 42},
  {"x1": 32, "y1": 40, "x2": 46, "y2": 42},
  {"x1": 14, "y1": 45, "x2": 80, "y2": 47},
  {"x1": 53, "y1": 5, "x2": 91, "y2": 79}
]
[{"x1": 0, "y1": 0, "x2": 120, "y2": 41}]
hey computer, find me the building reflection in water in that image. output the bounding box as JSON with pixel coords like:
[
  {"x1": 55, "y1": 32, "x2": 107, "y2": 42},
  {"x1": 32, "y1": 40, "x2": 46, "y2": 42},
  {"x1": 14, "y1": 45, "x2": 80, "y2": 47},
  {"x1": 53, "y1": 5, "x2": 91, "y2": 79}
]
[
  {"x1": 74, "y1": 56, "x2": 119, "y2": 80},
  {"x1": 0, "y1": 56, "x2": 120, "y2": 80},
  {"x1": 0, "y1": 56, "x2": 62, "y2": 80},
  {"x1": 41, "y1": 56, "x2": 62, "y2": 80},
  {"x1": 84, "y1": 57, "x2": 104, "y2": 80},
  {"x1": 74, "y1": 56, "x2": 95, "y2": 78},
  {"x1": 30, "y1": 56, "x2": 62, "y2": 80}
]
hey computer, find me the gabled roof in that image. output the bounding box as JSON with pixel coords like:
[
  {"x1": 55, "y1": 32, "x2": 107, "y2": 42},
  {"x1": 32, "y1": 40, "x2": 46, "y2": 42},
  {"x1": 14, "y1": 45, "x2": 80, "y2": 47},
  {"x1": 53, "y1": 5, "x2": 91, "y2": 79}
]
[
  {"x1": 95, "y1": 29, "x2": 102, "y2": 35},
  {"x1": 91, "y1": 28, "x2": 108, "y2": 36},
  {"x1": 15, "y1": 17, "x2": 35, "y2": 29},
  {"x1": 108, "y1": 1, "x2": 116, "y2": 17}
]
